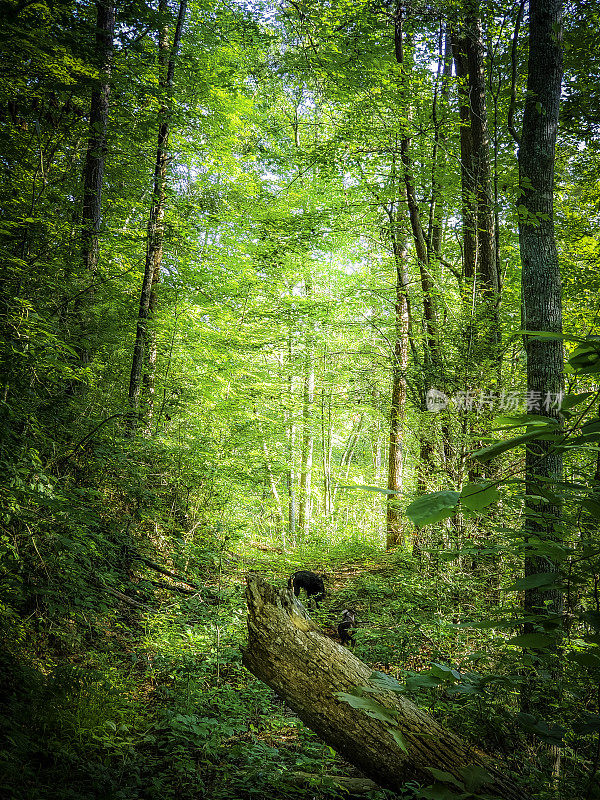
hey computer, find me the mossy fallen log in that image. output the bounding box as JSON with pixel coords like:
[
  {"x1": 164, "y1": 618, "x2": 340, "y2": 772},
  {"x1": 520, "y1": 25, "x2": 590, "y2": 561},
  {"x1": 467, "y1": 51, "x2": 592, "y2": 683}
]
[{"x1": 241, "y1": 574, "x2": 529, "y2": 800}]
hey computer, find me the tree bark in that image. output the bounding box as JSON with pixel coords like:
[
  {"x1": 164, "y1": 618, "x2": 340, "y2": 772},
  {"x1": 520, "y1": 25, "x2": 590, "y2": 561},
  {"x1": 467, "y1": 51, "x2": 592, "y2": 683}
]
[
  {"x1": 463, "y1": 2, "x2": 499, "y2": 299},
  {"x1": 386, "y1": 233, "x2": 409, "y2": 549},
  {"x1": 127, "y1": 0, "x2": 188, "y2": 424},
  {"x1": 453, "y1": 3, "x2": 500, "y2": 357},
  {"x1": 298, "y1": 277, "x2": 315, "y2": 537},
  {"x1": 241, "y1": 574, "x2": 529, "y2": 800},
  {"x1": 427, "y1": 27, "x2": 453, "y2": 261},
  {"x1": 81, "y1": 0, "x2": 115, "y2": 278},
  {"x1": 452, "y1": 36, "x2": 477, "y2": 284},
  {"x1": 259, "y1": 423, "x2": 285, "y2": 531},
  {"x1": 518, "y1": 0, "x2": 564, "y2": 716},
  {"x1": 287, "y1": 327, "x2": 297, "y2": 543}
]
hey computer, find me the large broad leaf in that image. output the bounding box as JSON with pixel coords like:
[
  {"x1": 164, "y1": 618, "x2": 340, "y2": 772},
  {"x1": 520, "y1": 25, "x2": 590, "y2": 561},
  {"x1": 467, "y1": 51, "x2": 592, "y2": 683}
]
[
  {"x1": 569, "y1": 339, "x2": 600, "y2": 374},
  {"x1": 460, "y1": 482, "x2": 500, "y2": 512},
  {"x1": 430, "y1": 663, "x2": 461, "y2": 682},
  {"x1": 506, "y1": 633, "x2": 554, "y2": 649},
  {"x1": 474, "y1": 428, "x2": 560, "y2": 462},
  {"x1": 583, "y1": 498, "x2": 600, "y2": 518},
  {"x1": 386, "y1": 725, "x2": 408, "y2": 753},
  {"x1": 336, "y1": 484, "x2": 401, "y2": 495},
  {"x1": 367, "y1": 670, "x2": 404, "y2": 694},
  {"x1": 582, "y1": 611, "x2": 600, "y2": 630},
  {"x1": 568, "y1": 650, "x2": 600, "y2": 671},
  {"x1": 406, "y1": 673, "x2": 442, "y2": 690},
  {"x1": 426, "y1": 768, "x2": 464, "y2": 790},
  {"x1": 459, "y1": 765, "x2": 493, "y2": 791},
  {"x1": 334, "y1": 692, "x2": 398, "y2": 724},
  {"x1": 560, "y1": 391, "x2": 594, "y2": 411},
  {"x1": 405, "y1": 490, "x2": 460, "y2": 526},
  {"x1": 507, "y1": 572, "x2": 563, "y2": 592},
  {"x1": 492, "y1": 413, "x2": 561, "y2": 430},
  {"x1": 573, "y1": 713, "x2": 600, "y2": 735},
  {"x1": 516, "y1": 330, "x2": 586, "y2": 342},
  {"x1": 516, "y1": 713, "x2": 565, "y2": 745}
]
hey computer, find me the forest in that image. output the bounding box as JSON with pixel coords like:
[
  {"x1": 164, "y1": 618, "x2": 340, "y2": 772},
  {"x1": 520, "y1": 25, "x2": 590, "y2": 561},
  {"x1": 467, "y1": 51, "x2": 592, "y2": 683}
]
[{"x1": 1, "y1": 0, "x2": 600, "y2": 797}]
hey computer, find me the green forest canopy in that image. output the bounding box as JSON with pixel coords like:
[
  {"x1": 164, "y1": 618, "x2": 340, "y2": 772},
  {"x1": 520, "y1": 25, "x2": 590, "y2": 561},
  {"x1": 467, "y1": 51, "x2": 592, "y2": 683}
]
[{"x1": 1, "y1": 0, "x2": 600, "y2": 798}]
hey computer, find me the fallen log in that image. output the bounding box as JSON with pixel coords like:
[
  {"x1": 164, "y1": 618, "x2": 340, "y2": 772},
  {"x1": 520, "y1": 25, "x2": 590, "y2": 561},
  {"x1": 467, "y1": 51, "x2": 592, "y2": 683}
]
[{"x1": 241, "y1": 574, "x2": 529, "y2": 800}]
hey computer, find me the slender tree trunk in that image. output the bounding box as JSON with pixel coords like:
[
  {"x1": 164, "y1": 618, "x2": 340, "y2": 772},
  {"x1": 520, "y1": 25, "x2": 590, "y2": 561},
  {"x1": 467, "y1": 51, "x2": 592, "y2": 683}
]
[
  {"x1": 81, "y1": 0, "x2": 115, "y2": 279},
  {"x1": 332, "y1": 414, "x2": 364, "y2": 510},
  {"x1": 259, "y1": 427, "x2": 285, "y2": 534},
  {"x1": 452, "y1": 38, "x2": 477, "y2": 284},
  {"x1": 427, "y1": 27, "x2": 453, "y2": 261},
  {"x1": 386, "y1": 233, "x2": 410, "y2": 549},
  {"x1": 517, "y1": 0, "x2": 564, "y2": 728},
  {"x1": 128, "y1": 0, "x2": 187, "y2": 425},
  {"x1": 453, "y1": 4, "x2": 500, "y2": 368},
  {"x1": 392, "y1": 7, "x2": 442, "y2": 550},
  {"x1": 464, "y1": 2, "x2": 499, "y2": 299},
  {"x1": 287, "y1": 325, "x2": 297, "y2": 544},
  {"x1": 321, "y1": 386, "x2": 333, "y2": 517},
  {"x1": 299, "y1": 279, "x2": 314, "y2": 537}
]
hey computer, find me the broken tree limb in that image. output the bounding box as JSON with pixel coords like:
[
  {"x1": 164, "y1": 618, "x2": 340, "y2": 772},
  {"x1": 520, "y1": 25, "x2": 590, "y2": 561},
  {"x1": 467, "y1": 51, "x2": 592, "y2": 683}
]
[
  {"x1": 133, "y1": 555, "x2": 201, "y2": 589},
  {"x1": 241, "y1": 574, "x2": 529, "y2": 800}
]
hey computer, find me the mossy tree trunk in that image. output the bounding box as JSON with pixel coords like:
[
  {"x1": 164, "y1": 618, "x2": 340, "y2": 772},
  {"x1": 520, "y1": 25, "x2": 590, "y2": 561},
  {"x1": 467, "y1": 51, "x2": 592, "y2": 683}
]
[{"x1": 242, "y1": 575, "x2": 528, "y2": 800}]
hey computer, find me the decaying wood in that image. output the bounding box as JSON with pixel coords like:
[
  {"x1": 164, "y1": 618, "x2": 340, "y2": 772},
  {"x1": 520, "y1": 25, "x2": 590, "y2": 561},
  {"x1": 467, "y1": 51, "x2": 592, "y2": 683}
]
[
  {"x1": 287, "y1": 771, "x2": 379, "y2": 795},
  {"x1": 242, "y1": 574, "x2": 529, "y2": 800}
]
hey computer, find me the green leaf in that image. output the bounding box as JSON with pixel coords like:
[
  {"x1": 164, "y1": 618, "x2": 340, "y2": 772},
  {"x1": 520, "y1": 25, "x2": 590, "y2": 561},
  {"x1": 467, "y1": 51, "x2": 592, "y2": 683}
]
[
  {"x1": 569, "y1": 340, "x2": 600, "y2": 373},
  {"x1": 430, "y1": 663, "x2": 461, "y2": 682},
  {"x1": 582, "y1": 611, "x2": 600, "y2": 630},
  {"x1": 406, "y1": 673, "x2": 442, "y2": 690},
  {"x1": 418, "y1": 786, "x2": 462, "y2": 800},
  {"x1": 506, "y1": 633, "x2": 554, "y2": 649},
  {"x1": 474, "y1": 428, "x2": 559, "y2": 462},
  {"x1": 573, "y1": 713, "x2": 600, "y2": 735},
  {"x1": 583, "y1": 499, "x2": 600, "y2": 518},
  {"x1": 516, "y1": 713, "x2": 565, "y2": 745},
  {"x1": 492, "y1": 413, "x2": 561, "y2": 430},
  {"x1": 426, "y1": 768, "x2": 464, "y2": 790},
  {"x1": 508, "y1": 572, "x2": 562, "y2": 592},
  {"x1": 385, "y1": 725, "x2": 408, "y2": 753},
  {"x1": 560, "y1": 392, "x2": 594, "y2": 410},
  {"x1": 405, "y1": 491, "x2": 460, "y2": 526},
  {"x1": 516, "y1": 330, "x2": 586, "y2": 342},
  {"x1": 367, "y1": 671, "x2": 404, "y2": 693},
  {"x1": 568, "y1": 651, "x2": 600, "y2": 671},
  {"x1": 460, "y1": 482, "x2": 500, "y2": 512},
  {"x1": 337, "y1": 484, "x2": 400, "y2": 495},
  {"x1": 459, "y1": 765, "x2": 493, "y2": 791},
  {"x1": 334, "y1": 692, "x2": 398, "y2": 724}
]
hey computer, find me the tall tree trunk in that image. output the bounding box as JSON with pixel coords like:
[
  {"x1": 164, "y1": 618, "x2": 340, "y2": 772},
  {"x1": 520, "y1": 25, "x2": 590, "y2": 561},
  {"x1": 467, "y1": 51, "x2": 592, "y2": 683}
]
[
  {"x1": 390, "y1": 6, "x2": 441, "y2": 550},
  {"x1": 127, "y1": 0, "x2": 188, "y2": 424},
  {"x1": 452, "y1": 37, "x2": 477, "y2": 284},
  {"x1": 258, "y1": 423, "x2": 285, "y2": 536},
  {"x1": 463, "y1": 2, "x2": 499, "y2": 299},
  {"x1": 81, "y1": 0, "x2": 115, "y2": 279},
  {"x1": 427, "y1": 27, "x2": 453, "y2": 262},
  {"x1": 517, "y1": 0, "x2": 564, "y2": 727},
  {"x1": 386, "y1": 233, "x2": 410, "y2": 549},
  {"x1": 298, "y1": 278, "x2": 314, "y2": 537},
  {"x1": 453, "y1": 3, "x2": 500, "y2": 361},
  {"x1": 287, "y1": 323, "x2": 297, "y2": 544},
  {"x1": 321, "y1": 386, "x2": 333, "y2": 517}
]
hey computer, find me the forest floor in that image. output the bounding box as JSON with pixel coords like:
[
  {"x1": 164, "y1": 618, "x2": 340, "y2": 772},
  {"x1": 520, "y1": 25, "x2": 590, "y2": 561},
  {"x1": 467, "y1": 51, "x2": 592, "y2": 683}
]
[{"x1": 1, "y1": 536, "x2": 545, "y2": 800}]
